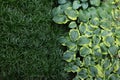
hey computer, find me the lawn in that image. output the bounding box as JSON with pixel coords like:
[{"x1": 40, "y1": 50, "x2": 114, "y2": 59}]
[{"x1": 0, "y1": 0, "x2": 68, "y2": 80}]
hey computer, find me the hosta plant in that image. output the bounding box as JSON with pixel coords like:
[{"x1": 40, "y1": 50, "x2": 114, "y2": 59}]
[{"x1": 52, "y1": 0, "x2": 120, "y2": 80}]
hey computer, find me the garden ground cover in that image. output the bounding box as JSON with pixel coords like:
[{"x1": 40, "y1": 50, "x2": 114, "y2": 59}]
[{"x1": 0, "y1": 0, "x2": 68, "y2": 80}]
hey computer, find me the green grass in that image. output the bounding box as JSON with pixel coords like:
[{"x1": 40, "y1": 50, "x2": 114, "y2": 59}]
[{"x1": 0, "y1": 0, "x2": 68, "y2": 80}]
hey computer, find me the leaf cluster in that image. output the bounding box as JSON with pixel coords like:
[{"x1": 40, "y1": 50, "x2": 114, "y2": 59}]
[{"x1": 52, "y1": 0, "x2": 120, "y2": 80}]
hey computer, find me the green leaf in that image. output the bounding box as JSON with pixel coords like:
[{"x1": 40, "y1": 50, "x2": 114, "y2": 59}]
[
  {"x1": 92, "y1": 35, "x2": 101, "y2": 45},
  {"x1": 52, "y1": 6, "x2": 63, "y2": 16},
  {"x1": 85, "y1": 31, "x2": 93, "y2": 37},
  {"x1": 115, "y1": 28, "x2": 120, "y2": 38},
  {"x1": 53, "y1": 15, "x2": 69, "y2": 24},
  {"x1": 68, "y1": 21, "x2": 77, "y2": 28},
  {"x1": 81, "y1": 0, "x2": 87, "y2": 2},
  {"x1": 69, "y1": 29, "x2": 80, "y2": 41},
  {"x1": 73, "y1": 0, "x2": 81, "y2": 9},
  {"x1": 58, "y1": 0, "x2": 67, "y2": 4},
  {"x1": 90, "y1": 17, "x2": 100, "y2": 26},
  {"x1": 77, "y1": 36, "x2": 90, "y2": 46},
  {"x1": 89, "y1": 66, "x2": 98, "y2": 77},
  {"x1": 61, "y1": 1, "x2": 72, "y2": 11},
  {"x1": 100, "y1": 19, "x2": 111, "y2": 30},
  {"x1": 87, "y1": 23, "x2": 97, "y2": 31},
  {"x1": 79, "y1": 23, "x2": 86, "y2": 34},
  {"x1": 113, "y1": 60, "x2": 119, "y2": 72},
  {"x1": 95, "y1": 64, "x2": 104, "y2": 78},
  {"x1": 59, "y1": 36, "x2": 70, "y2": 46},
  {"x1": 73, "y1": 76, "x2": 79, "y2": 80},
  {"x1": 97, "y1": 7, "x2": 108, "y2": 18},
  {"x1": 108, "y1": 74, "x2": 119, "y2": 80},
  {"x1": 90, "y1": 0, "x2": 100, "y2": 6},
  {"x1": 95, "y1": 77, "x2": 102, "y2": 80},
  {"x1": 81, "y1": 2, "x2": 88, "y2": 10},
  {"x1": 66, "y1": 41, "x2": 78, "y2": 51},
  {"x1": 65, "y1": 7, "x2": 79, "y2": 20},
  {"x1": 101, "y1": 30, "x2": 113, "y2": 36},
  {"x1": 100, "y1": 43, "x2": 108, "y2": 55},
  {"x1": 63, "y1": 50, "x2": 76, "y2": 62},
  {"x1": 88, "y1": 7, "x2": 98, "y2": 18},
  {"x1": 103, "y1": 36, "x2": 115, "y2": 47},
  {"x1": 93, "y1": 45, "x2": 102, "y2": 59},
  {"x1": 71, "y1": 65, "x2": 80, "y2": 73},
  {"x1": 78, "y1": 68, "x2": 88, "y2": 79},
  {"x1": 115, "y1": 37, "x2": 120, "y2": 46},
  {"x1": 79, "y1": 46, "x2": 92, "y2": 57},
  {"x1": 83, "y1": 56, "x2": 91, "y2": 66},
  {"x1": 102, "y1": 58, "x2": 111, "y2": 70},
  {"x1": 75, "y1": 58, "x2": 83, "y2": 67},
  {"x1": 108, "y1": 45, "x2": 118, "y2": 56},
  {"x1": 93, "y1": 28, "x2": 101, "y2": 35},
  {"x1": 78, "y1": 10, "x2": 90, "y2": 22}
]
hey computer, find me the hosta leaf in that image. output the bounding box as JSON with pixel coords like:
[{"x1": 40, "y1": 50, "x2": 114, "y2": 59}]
[
  {"x1": 113, "y1": 60, "x2": 119, "y2": 72},
  {"x1": 79, "y1": 22, "x2": 86, "y2": 34},
  {"x1": 79, "y1": 46, "x2": 92, "y2": 57},
  {"x1": 102, "y1": 2, "x2": 113, "y2": 13},
  {"x1": 66, "y1": 41, "x2": 78, "y2": 51},
  {"x1": 65, "y1": 7, "x2": 79, "y2": 20},
  {"x1": 108, "y1": 45, "x2": 118, "y2": 56},
  {"x1": 81, "y1": 0, "x2": 87, "y2": 2},
  {"x1": 105, "y1": 70, "x2": 111, "y2": 76},
  {"x1": 59, "y1": 36, "x2": 70, "y2": 46},
  {"x1": 117, "y1": 68, "x2": 120, "y2": 74},
  {"x1": 95, "y1": 77, "x2": 102, "y2": 80},
  {"x1": 115, "y1": 38, "x2": 120, "y2": 46},
  {"x1": 58, "y1": 0, "x2": 67, "y2": 4},
  {"x1": 86, "y1": 77, "x2": 94, "y2": 80},
  {"x1": 97, "y1": 7, "x2": 108, "y2": 18},
  {"x1": 102, "y1": 58, "x2": 111, "y2": 70},
  {"x1": 81, "y1": 2, "x2": 88, "y2": 10},
  {"x1": 93, "y1": 46, "x2": 102, "y2": 59},
  {"x1": 103, "y1": 36, "x2": 115, "y2": 47},
  {"x1": 87, "y1": 24, "x2": 96, "y2": 31},
  {"x1": 63, "y1": 50, "x2": 75, "y2": 62},
  {"x1": 69, "y1": 29, "x2": 80, "y2": 41},
  {"x1": 101, "y1": 30, "x2": 112, "y2": 36},
  {"x1": 88, "y1": 7, "x2": 98, "y2": 18},
  {"x1": 78, "y1": 10, "x2": 90, "y2": 22},
  {"x1": 73, "y1": 76, "x2": 79, "y2": 80},
  {"x1": 112, "y1": 9, "x2": 120, "y2": 20},
  {"x1": 78, "y1": 68, "x2": 88, "y2": 79},
  {"x1": 75, "y1": 58, "x2": 83, "y2": 67},
  {"x1": 118, "y1": 50, "x2": 120, "y2": 58},
  {"x1": 115, "y1": 28, "x2": 120, "y2": 38},
  {"x1": 53, "y1": 15, "x2": 69, "y2": 24},
  {"x1": 93, "y1": 28, "x2": 101, "y2": 35},
  {"x1": 89, "y1": 66, "x2": 98, "y2": 77},
  {"x1": 77, "y1": 36, "x2": 90, "y2": 46},
  {"x1": 100, "y1": 43, "x2": 108, "y2": 55},
  {"x1": 68, "y1": 21, "x2": 77, "y2": 28},
  {"x1": 85, "y1": 31, "x2": 93, "y2": 37},
  {"x1": 52, "y1": 6, "x2": 63, "y2": 16},
  {"x1": 83, "y1": 56, "x2": 91, "y2": 66},
  {"x1": 71, "y1": 65, "x2": 80, "y2": 73},
  {"x1": 73, "y1": 0, "x2": 81, "y2": 9},
  {"x1": 95, "y1": 64, "x2": 104, "y2": 78},
  {"x1": 61, "y1": 1, "x2": 72, "y2": 11},
  {"x1": 90, "y1": 17, "x2": 100, "y2": 26},
  {"x1": 100, "y1": 19, "x2": 111, "y2": 30},
  {"x1": 90, "y1": 0, "x2": 100, "y2": 6},
  {"x1": 93, "y1": 35, "x2": 101, "y2": 45},
  {"x1": 108, "y1": 74, "x2": 119, "y2": 80}
]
